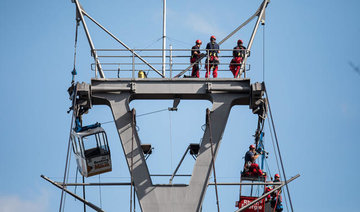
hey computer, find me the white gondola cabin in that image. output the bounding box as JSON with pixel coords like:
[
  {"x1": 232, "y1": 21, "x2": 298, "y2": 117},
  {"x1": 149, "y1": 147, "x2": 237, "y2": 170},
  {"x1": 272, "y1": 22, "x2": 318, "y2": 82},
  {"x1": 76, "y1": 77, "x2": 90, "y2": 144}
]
[{"x1": 71, "y1": 125, "x2": 112, "y2": 177}]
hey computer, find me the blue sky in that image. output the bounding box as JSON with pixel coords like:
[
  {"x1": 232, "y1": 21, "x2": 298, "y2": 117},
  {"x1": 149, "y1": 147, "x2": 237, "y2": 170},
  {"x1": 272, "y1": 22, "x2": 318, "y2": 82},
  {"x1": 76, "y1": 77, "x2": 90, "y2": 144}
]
[{"x1": 1, "y1": 0, "x2": 360, "y2": 211}]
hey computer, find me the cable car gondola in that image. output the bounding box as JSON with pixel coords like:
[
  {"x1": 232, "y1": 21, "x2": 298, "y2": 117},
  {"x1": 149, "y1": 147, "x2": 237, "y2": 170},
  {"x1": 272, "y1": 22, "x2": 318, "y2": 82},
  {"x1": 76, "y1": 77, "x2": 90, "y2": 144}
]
[{"x1": 71, "y1": 123, "x2": 112, "y2": 177}]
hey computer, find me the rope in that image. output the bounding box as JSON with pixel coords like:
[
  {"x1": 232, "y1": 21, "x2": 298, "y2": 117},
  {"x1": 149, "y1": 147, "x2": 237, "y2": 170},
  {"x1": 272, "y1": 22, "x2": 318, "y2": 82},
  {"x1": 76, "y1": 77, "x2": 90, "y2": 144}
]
[
  {"x1": 62, "y1": 150, "x2": 72, "y2": 212},
  {"x1": 267, "y1": 119, "x2": 281, "y2": 177},
  {"x1": 130, "y1": 109, "x2": 135, "y2": 212},
  {"x1": 264, "y1": 159, "x2": 272, "y2": 180},
  {"x1": 167, "y1": 36, "x2": 192, "y2": 48},
  {"x1": 267, "y1": 116, "x2": 289, "y2": 212},
  {"x1": 82, "y1": 176, "x2": 86, "y2": 212},
  {"x1": 59, "y1": 86, "x2": 78, "y2": 212},
  {"x1": 98, "y1": 174, "x2": 103, "y2": 208},
  {"x1": 74, "y1": 167, "x2": 79, "y2": 196},
  {"x1": 101, "y1": 108, "x2": 169, "y2": 125},
  {"x1": 138, "y1": 37, "x2": 163, "y2": 53},
  {"x1": 207, "y1": 109, "x2": 220, "y2": 212},
  {"x1": 272, "y1": 190, "x2": 281, "y2": 212},
  {"x1": 169, "y1": 112, "x2": 173, "y2": 172},
  {"x1": 262, "y1": 23, "x2": 265, "y2": 82},
  {"x1": 59, "y1": 19, "x2": 81, "y2": 212},
  {"x1": 133, "y1": 185, "x2": 136, "y2": 212},
  {"x1": 264, "y1": 84, "x2": 294, "y2": 212},
  {"x1": 71, "y1": 19, "x2": 80, "y2": 84}
]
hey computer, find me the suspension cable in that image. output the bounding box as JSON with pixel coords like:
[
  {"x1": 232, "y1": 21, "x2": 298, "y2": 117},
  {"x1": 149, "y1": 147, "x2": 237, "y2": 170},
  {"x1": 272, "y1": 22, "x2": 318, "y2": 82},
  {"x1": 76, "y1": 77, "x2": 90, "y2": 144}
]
[
  {"x1": 101, "y1": 108, "x2": 169, "y2": 125},
  {"x1": 169, "y1": 111, "x2": 173, "y2": 172},
  {"x1": 72, "y1": 18, "x2": 80, "y2": 84},
  {"x1": 267, "y1": 116, "x2": 289, "y2": 212},
  {"x1": 98, "y1": 174, "x2": 103, "y2": 208},
  {"x1": 167, "y1": 36, "x2": 192, "y2": 48},
  {"x1": 82, "y1": 176, "x2": 86, "y2": 212},
  {"x1": 207, "y1": 109, "x2": 220, "y2": 212},
  {"x1": 264, "y1": 85, "x2": 294, "y2": 212},
  {"x1": 59, "y1": 87, "x2": 78, "y2": 212},
  {"x1": 130, "y1": 109, "x2": 135, "y2": 212},
  {"x1": 262, "y1": 23, "x2": 265, "y2": 82},
  {"x1": 138, "y1": 37, "x2": 163, "y2": 53},
  {"x1": 267, "y1": 118, "x2": 281, "y2": 176},
  {"x1": 74, "y1": 167, "x2": 79, "y2": 196},
  {"x1": 62, "y1": 149, "x2": 72, "y2": 212}
]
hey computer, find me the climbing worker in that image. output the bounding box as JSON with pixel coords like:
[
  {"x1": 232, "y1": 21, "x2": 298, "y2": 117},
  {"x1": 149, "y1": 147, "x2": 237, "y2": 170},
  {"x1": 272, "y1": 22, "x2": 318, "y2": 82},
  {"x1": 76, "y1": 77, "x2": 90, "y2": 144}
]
[
  {"x1": 205, "y1": 35, "x2": 220, "y2": 78},
  {"x1": 274, "y1": 174, "x2": 280, "y2": 182},
  {"x1": 190, "y1": 40, "x2": 203, "y2": 78},
  {"x1": 244, "y1": 144, "x2": 264, "y2": 177},
  {"x1": 229, "y1": 39, "x2": 247, "y2": 78},
  {"x1": 264, "y1": 186, "x2": 273, "y2": 202},
  {"x1": 271, "y1": 174, "x2": 283, "y2": 212}
]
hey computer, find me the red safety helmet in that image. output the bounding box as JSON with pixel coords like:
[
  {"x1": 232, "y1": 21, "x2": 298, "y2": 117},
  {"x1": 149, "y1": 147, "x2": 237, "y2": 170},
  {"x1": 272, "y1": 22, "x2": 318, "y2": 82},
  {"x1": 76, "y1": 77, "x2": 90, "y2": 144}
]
[
  {"x1": 196, "y1": 40, "x2": 202, "y2": 45},
  {"x1": 274, "y1": 174, "x2": 280, "y2": 178},
  {"x1": 210, "y1": 35, "x2": 216, "y2": 40},
  {"x1": 249, "y1": 144, "x2": 255, "y2": 149},
  {"x1": 237, "y1": 39, "x2": 243, "y2": 45}
]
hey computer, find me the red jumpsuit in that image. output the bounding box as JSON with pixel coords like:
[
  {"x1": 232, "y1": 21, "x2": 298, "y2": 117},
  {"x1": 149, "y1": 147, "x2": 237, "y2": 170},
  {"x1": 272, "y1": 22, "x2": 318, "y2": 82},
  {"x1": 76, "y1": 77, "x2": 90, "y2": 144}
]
[{"x1": 229, "y1": 45, "x2": 246, "y2": 78}]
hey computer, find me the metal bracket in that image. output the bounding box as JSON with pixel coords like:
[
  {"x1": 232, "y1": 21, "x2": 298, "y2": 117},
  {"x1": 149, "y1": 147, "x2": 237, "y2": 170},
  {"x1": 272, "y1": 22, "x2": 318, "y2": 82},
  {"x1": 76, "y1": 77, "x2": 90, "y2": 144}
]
[
  {"x1": 168, "y1": 97, "x2": 180, "y2": 111},
  {"x1": 130, "y1": 82, "x2": 136, "y2": 92},
  {"x1": 250, "y1": 82, "x2": 265, "y2": 110}
]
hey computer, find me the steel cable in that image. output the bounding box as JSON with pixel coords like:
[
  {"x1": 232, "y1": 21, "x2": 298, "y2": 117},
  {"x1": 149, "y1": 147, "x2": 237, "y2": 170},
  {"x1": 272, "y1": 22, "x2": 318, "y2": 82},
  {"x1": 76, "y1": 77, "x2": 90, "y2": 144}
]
[
  {"x1": 130, "y1": 109, "x2": 135, "y2": 212},
  {"x1": 59, "y1": 87, "x2": 78, "y2": 212},
  {"x1": 101, "y1": 108, "x2": 169, "y2": 125},
  {"x1": 264, "y1": 85, "x2": 294, "y2": 212},
  {"x1": 267, "y1": 117, "x2": 289, "y2": 212}
]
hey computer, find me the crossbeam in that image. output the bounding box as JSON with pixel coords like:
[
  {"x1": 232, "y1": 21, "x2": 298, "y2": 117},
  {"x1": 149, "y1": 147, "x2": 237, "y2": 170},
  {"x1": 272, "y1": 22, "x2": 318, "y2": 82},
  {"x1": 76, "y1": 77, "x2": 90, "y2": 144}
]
[{"x1": 69, "y1": 79, "x2": 265, "y2": 212}]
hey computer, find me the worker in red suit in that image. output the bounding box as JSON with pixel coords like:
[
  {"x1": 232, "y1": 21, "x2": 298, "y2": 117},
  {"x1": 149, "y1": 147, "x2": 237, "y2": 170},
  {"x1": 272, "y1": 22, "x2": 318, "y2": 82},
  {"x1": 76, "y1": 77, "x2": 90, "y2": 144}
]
[
  {"x1": 205, "y1": 35, "x2": 220, "y2": 78},
  {"x1": 244, "y1": 144, "x2": 264, "y2": 177},
  {"x1": 229, "y1": 39, "x2": 247, "y2": 78},
  {"x1": 190, "y1": 40, "x2": 202, "y2": 78},
  {"x1": 271, "y1": 174, "x2": 283, "y2": 211}
]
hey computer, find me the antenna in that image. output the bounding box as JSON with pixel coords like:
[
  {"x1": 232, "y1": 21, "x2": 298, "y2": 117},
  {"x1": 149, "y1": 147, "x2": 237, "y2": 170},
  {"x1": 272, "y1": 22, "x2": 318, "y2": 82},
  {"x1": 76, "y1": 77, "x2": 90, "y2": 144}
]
[{"x1": 162, "y1": 0, "x2": 167, "y2": 77}]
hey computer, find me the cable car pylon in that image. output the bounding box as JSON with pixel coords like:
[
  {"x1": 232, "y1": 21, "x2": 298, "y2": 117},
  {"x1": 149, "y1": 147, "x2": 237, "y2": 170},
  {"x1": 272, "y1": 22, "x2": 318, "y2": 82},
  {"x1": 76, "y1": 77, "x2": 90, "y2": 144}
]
[{"x1": 40, "y1": 0, "x2": 300, "y2": 211}]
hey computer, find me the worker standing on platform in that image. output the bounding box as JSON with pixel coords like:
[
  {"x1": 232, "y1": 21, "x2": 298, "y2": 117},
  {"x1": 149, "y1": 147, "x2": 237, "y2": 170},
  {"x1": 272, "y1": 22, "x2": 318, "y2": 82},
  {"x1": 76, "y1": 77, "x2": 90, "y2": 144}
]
[
  {"x1": 190, "y1": 40, "x2": 202, "y2": 78},
  {"x1": 271, "y1": 174, "x2": 283, "y2": 212},
  {"x1": 244, "y1": 144, "x2": 264, "y2": 177},
  {"x1": 205, "y1": 35, "x2": 220, "y2": 78},
  {"x1": 229, "y1": 39, "x2": 246, "y2": 78}
]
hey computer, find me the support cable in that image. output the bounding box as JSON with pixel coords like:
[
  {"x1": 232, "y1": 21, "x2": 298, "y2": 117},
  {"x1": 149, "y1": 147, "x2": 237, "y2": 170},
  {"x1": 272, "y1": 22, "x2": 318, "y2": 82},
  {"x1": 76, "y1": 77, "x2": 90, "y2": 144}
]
[
  {"x1": 262, "y1": 21, "x2": 266, "y2": 82},
  {"x1": 264, "y1": 85, "x2": 294, "y2": 212},
  {"x1": 82, "y1": 176, "x2": 86, "y2": 212},
  {"x1": 267, "y1": 118, "x2": 281, "y2": 177},
  {"x1": 207, "y1": 109, "x2": 220, "y2": 212},
  {"x1": 74, "y1": 167, "x2": 79, "y2": 196},
  {"x1": 133, "y1": 185, "x2": 136, "y2": 212},
  {"x1": 138, "y1": 37, "x2": 163, "y2": 53},
  {"x1": 71, "y1": 18, "x2": 80, "y2": 84},
  {"x1": 167, "y1": 36, "x2": 192, "y2": 48},
  {"x1": 101, "y1": 108, "x2": 168, "y2": 125},
  {"x1": 267, "y1": 118, "x2": 289, "y2": 212},
  {"x1": 62, "y1": 150, "x2": 72, "y2": 212},
  {"x1": 59, "y1": 87, "x2": 78, "y2": 212},
  {"x1": 130, "y1": 109, "x2": 136, "y2": 212},
  {"x1": 98, "y1": 175, "x2": 103, "y2": 209},
  {"x1": 169, "y1": 112, "x2": 173, "y2": 172}
]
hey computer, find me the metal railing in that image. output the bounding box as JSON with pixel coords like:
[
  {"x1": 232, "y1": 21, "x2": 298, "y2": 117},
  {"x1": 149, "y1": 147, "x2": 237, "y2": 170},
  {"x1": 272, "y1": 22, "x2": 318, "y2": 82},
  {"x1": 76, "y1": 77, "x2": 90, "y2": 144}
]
[{"x1": 91, "y1": 48, "x2": 251, "y2": 79}]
